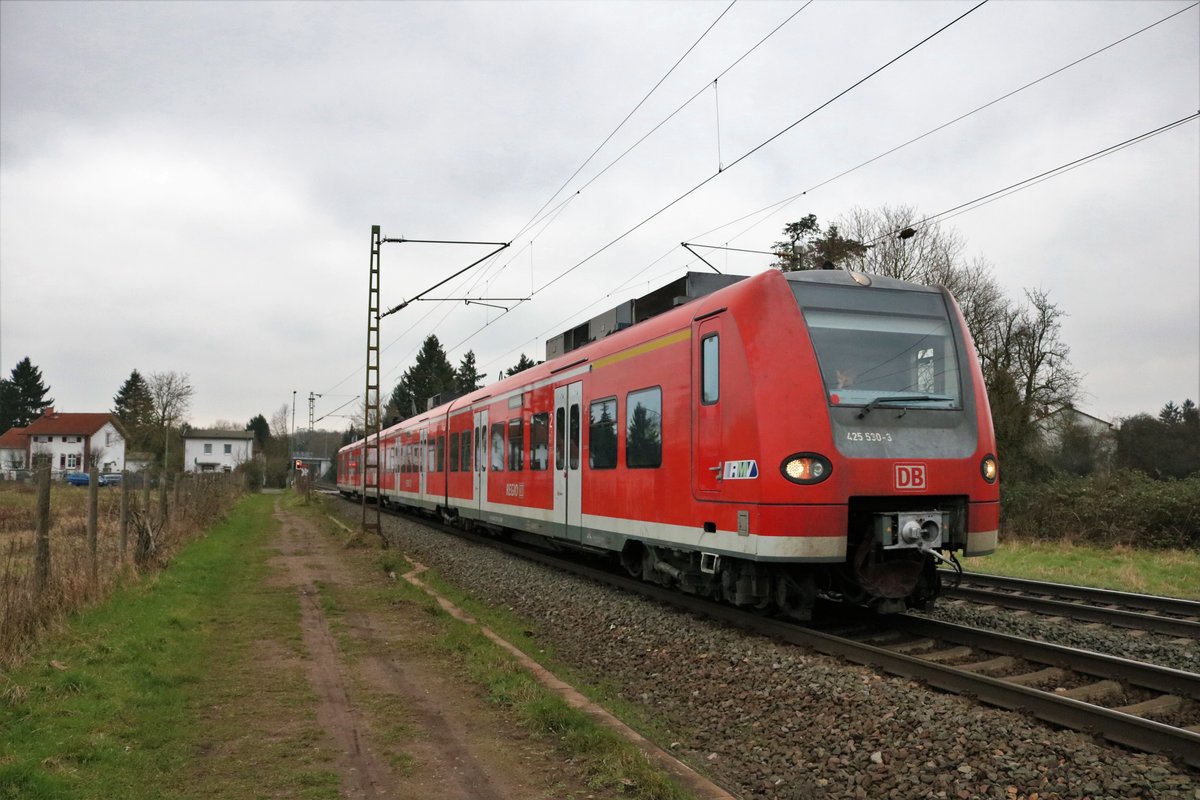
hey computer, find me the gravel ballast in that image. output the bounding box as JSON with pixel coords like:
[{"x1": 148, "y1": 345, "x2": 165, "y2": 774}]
[{"x1": 338, "y1": 503, "x2": 1199, "y2": 799}]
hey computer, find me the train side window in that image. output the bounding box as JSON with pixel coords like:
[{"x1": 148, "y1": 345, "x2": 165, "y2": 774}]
[
  {"x1": 491, "y1": 423, "x2": 506, "y2": 471},
  {"x1": 569, "y1": 404, "x2": 580, "y2": 470},
  {"x1": 555, "y1": 408, "x2": 565, "y2": 470},
  {"x1": 627, "y1": 387, "x2": 663, "y2": 468},
  {"x1": 436, "y1": 435, "x2": 445, "y2": 472},
  {"x1": 449, "y1": 433, "x2": 459, "y2": 472},
  {"x1": 508, "y1": 418, "x2": 524, "y2": 471},
  {"x1": 474, "y1": 426, "x2": 483, "y2": 472},
  {"x1": 427, "y1": 440, "x2": 435, "y2": 472},
  {"x1": 701, "y1": 333, "x2": 719, "y2": 405},
  {"x1": 462, "y1": 430, "x2": 473, "y2": 472},
  {"x1": 588, "y1": 397, "x2": 617, "y2": 469},
  {"x1": 530, "y1": 413, "x2": 549, "y2": 470}
]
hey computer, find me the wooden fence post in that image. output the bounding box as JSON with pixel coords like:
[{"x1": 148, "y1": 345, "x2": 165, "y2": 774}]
[
  {"x1": 33, "y1": 465, "x2": 51, "y2": 594},
  {"x1": 158, "y1": 470, "x2": 168, "y2": 526},
  {"x1": 119, "y1": 469, "x2": 130, "y2": 561},
  {"x1": 88, "y1": 466, "x2": 99, "y2": 583}
]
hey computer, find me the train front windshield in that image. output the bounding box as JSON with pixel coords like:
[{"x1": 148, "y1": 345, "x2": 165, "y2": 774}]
[{"x1": 794, "y1": 284, "x2": 963, "y2": 410}]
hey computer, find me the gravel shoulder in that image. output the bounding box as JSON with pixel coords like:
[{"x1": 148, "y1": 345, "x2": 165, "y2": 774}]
[{"x1": 331, "y1": 499, "x2": 1200, "y2": 800}]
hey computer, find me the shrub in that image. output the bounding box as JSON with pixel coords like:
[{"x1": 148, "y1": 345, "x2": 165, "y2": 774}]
[{"x1": 1001, "y1": 471, "x2": 1200, "y2": 549}]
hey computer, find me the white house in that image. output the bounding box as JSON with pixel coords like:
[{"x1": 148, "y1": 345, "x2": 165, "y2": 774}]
[
  {"x1": 0, "y1": 426, "x2": 28, "y2": 479},
  {"x1": 18, "y1": 409, "x2": 127, "y2": 477},
  {"x1": 183, "y1": 429, "x2": 254, "y2": 473}
]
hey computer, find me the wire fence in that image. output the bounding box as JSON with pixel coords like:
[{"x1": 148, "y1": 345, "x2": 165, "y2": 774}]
[{"x1": 0, "y1": 466, "x2": 244, "y2": 668}]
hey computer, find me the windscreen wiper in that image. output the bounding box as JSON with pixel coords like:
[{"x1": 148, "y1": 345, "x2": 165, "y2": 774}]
[{"x1": 857, "y1": 394, "x2": 953, "y2": 419}]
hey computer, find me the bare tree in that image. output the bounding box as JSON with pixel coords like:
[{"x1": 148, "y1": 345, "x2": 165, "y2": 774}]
[
  {"x1": 836, "y1": 205, "x2": 1007, "y2": 344},
  {"x1": 148, "y1": 371, "x2": 195, "y2": 469}
]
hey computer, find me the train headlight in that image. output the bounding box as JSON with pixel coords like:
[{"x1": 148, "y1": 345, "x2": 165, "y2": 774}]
[
  {"x1": 781, "y1": 453, "x2": 832, "y2": 485},
  {"x1": 980, "y1": 454, "x2": 998, "y2": 484}
]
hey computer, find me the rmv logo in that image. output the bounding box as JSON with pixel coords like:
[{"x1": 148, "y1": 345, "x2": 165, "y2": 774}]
[{"x1": 894, "y1": 463, "x2": 927, "y2": 491}]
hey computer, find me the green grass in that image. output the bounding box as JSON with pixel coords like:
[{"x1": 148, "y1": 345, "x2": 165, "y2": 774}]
[
  {"x1": 963, "y1": 539, "x2": 1200, "y2": 600},
  {"x1": 0, "y1": 493, "x2": 338, "y2": 800}
]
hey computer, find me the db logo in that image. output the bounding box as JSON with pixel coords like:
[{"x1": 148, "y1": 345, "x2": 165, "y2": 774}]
[{"x1": 895, "y1": 463, "x2": 927, "y2": 491}]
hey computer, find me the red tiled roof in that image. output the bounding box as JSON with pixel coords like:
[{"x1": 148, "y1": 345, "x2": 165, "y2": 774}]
[
  {"x1": 23, "y1": 413, "x2": 124, "y2": 437},
  {"x1": 0, "y1": 426, "x2": 28, "y2": 449}
]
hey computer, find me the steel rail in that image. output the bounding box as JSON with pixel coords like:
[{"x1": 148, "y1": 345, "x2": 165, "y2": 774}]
[
  {"x1": 348, "y1": 499, "x2": 1200, "y2": 767},
  {"x1": 517, "y1": 546, "x2": 1200, "y2": 768},
  {"x1": 944, "y1": 570, "x2": 1200, "y2": 616},
  {"x1": 886, "y1": 615, "x2": 1200, "y2": 699},
  {"x1": 943, "y1": 585, "x2": 1200, "y2": 638}
]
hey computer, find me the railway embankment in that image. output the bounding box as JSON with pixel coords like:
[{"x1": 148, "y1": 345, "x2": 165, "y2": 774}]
[{"x1": 329, "y1": 498, "x2": 1200, "y2": 800}]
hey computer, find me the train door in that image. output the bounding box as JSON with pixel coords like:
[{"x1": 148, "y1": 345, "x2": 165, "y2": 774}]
[
  {"x1": 694, "y1": 316, "x2": 724, "y2": 498},
  {"x1": 473, "y1": 409, "x2": 488, "y2": 514},
  {"x1": 554, "y1": 381, "x2": 583, "y2": 540}
]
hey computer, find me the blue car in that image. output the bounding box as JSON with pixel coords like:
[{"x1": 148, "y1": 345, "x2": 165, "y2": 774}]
[{"x1": 65, "y1": 472, "x2": 121, "y2": 486}]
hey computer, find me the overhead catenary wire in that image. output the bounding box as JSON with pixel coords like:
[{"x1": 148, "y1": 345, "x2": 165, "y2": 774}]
[
  {"x1": 509, "y1": 0, "x2": 739, "y2": 246},
  {"x1": 866, "y1": 111, "x2": 1200, "y2": 245},
  {"x1": 685, "y1": 0, "x2": 1200, "y2": 249},
  {"x1": 475, "y1": 109, "x2": 1198, "y2": 375},
  {"x1": 476, "y1": 1, "x2": 810, "y2": 295}
]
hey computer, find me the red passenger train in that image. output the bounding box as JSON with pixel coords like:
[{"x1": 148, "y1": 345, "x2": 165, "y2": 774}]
[{"x1": 338, "y1": 268, "x2": 999, "y2": 617}]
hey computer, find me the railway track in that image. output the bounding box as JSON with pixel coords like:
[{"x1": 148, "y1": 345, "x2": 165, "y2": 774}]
[
  {"x1": 342, "y1": 498, "x2": 1200, "y2": 768},
  {"x1": 940, "y1": 570, "x2": 1200, "y2": 639}
]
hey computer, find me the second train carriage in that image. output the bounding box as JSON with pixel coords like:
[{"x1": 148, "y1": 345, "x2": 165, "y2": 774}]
[{"x1": 339, "y1": 267, "x2": 999, "y2": 616}]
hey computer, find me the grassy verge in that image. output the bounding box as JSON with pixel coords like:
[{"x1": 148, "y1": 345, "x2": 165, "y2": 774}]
[
  {"x1": 963, "y1": 539, "x2": 1200, "y2": 600},
  {"x1": 312, "y1": 502, "x2": 696, "y2": 800},
  {"x1": 0, "y1": 493, "x2": 338, "y2": 800}
]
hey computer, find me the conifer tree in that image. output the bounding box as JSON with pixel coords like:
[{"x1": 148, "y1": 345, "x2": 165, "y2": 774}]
[
  {"x1": 0, "y1": 357, "x2": 54, "y2": 430},
  {"x1": 455, "y1": 350, "x2": 483, "y2": 394}
]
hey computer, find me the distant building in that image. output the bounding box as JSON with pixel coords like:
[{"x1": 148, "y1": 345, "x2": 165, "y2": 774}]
[
  {"x1": 12, "y1": 408, "x2": 127, "y2": 478},
  {"x1": 1036, "y1": 405, "x2": 1115, "y2": 447},
  {"x1": 183, "y1": 429, "x2": 254, "y2": 473},
  {"x1": 0, "y1": 426, "x2": 28, "y2": 479}
]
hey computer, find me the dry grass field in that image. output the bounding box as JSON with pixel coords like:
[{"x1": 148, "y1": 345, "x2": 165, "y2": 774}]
[{"x1": 0, "y1": 477, "x2": 240, "y2": 668}]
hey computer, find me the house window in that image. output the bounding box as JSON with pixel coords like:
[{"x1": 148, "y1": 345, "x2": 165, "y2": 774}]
[
  {"x1": 627, "y1": 387, "x2": 663, "y2": 468},
  {"x1": 529, "y1": 413, "x2": 549, "y2": 471},
  {"x1": 204, "y1": 444, "x2": 213, "y2": 454},
  {"x1": 588, "y1": 397, "x2": 617, "y2": 469},
  {"x1": 66, "y1": 454, "x2": 79, "y2": 469},
  {"x1": 224, "y1": 444, "x2": 232, "y2": 454}
]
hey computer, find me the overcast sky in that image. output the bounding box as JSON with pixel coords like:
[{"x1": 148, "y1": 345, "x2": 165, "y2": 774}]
[{"x1": 2, "y1": 0, "x2": 1197, "y2": 431}]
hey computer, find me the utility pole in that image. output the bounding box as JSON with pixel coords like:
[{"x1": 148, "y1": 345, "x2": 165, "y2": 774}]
[
  {"x1": 363, "y1": 226, "x2": 511, "y2": 542},
  {"x1": 308, "y1": 392, "x2": 322, "y2": 433},
  {"x1": 291, "y1": 390, "x2": 296, "y2": 484}
]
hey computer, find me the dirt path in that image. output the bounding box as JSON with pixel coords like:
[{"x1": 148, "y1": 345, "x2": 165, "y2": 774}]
[{"x1": 267, "y1": 501, "x2": 588, "y2": 800}]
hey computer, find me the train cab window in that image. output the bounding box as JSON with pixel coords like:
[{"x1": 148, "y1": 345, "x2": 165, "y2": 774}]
[
  {"x1": 491, "y1": 423, "x2": 505, "y2": 471},
  {"x1": 436, "y1": 435, "x2": 445, "y2": 472},
  {"x1": 588, "y1": 397, "x2": 617, "y2": 469},
  {"x1": 569, "y1": 404, "x2": 580, "y2": 470},
  {"x1": 555, "y1": 408, "x2": 565, "y2": 470},
  {"x1": 796, "y1": 285, "x2": 962, "y2": 409},
  {"x1": 627, "y1": 387, "x2": 663, "y2": 468},
  {"x1": 508, "y1": 418, "x2": 524, "y2": 471},
  {"x1": 449, "y1": 432, "x2": 460, "y2": 472},
  {"x1": 530, "y1": 413, "x2": 549, "y2": 470},
  {"x1": 701, "y1": 334, "x2": 719, "y2": 405}
]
